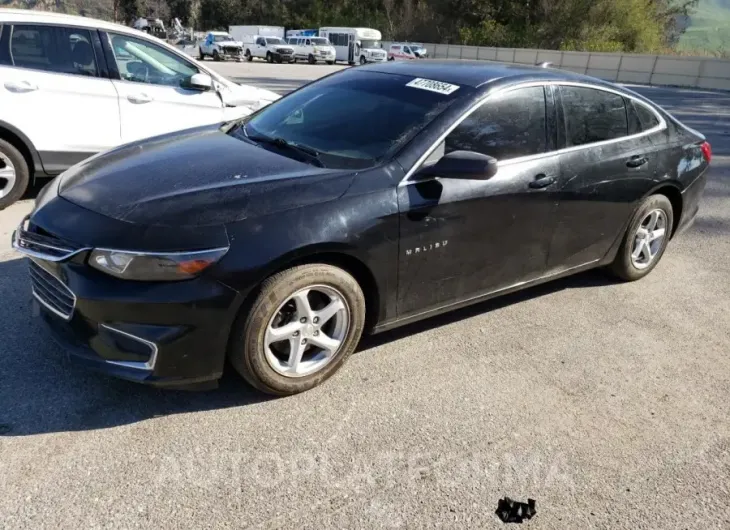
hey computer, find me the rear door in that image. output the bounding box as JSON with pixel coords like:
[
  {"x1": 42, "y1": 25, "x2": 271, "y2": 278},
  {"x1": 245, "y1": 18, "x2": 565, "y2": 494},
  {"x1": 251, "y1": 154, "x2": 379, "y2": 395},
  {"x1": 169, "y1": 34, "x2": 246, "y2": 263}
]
[
  {"x1": 103, "y1": 31, "x2": 224, "y2": 144},
  {"x1": 547, "y1": 85, "x2": 658, "y2": 270},
  {"x1": 397, "y1": 85, "x2": 562, "y2": 315},
  {"x1": 0, "y1": 23, "x2": 120, "y2": 170}
]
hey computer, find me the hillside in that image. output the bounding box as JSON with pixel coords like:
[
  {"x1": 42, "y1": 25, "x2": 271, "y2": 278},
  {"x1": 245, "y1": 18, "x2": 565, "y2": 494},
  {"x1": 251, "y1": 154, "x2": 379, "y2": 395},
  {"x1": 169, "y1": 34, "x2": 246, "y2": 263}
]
[
  {"x1": 677, "y1": 0, "x2": 730, "y2": 54},
  {"x1": 0, "y1": 0, "x2": 115, "y2": 20}
]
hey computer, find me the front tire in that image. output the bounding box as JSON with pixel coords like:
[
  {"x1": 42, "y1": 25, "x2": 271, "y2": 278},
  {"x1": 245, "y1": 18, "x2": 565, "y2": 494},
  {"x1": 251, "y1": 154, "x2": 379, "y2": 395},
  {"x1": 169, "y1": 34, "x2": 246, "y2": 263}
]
[
  {"x1": 229, "y1": 264, "x2": 366, "y2": 395},
  {"x1": 359, "y1": 55, "x2": 367, "y2": 65},
  {"x1": 326, "y1": 60, "x2": 335, "y2": 65},
  {"x1": 266, "y1": 52, "x2": 273, "y2": 63},
  {"x1": 308, "y1": 54, "x2": 316, "y2": 64},
  {"x1": 0, "y1": 139, "x2": 30, "y2": 210},
  {"x1": 213, "y1": 50, "x2": 221, "y2": 62},
  {"x1": 245, "y1": 49, "x2": 253, "y2": 62},
  {"x1": 199, "y1": 47, "x2": 205, "y2": 60},
  {"x1": 608, "y1": 194, "x2": 674, "y2": 281}
]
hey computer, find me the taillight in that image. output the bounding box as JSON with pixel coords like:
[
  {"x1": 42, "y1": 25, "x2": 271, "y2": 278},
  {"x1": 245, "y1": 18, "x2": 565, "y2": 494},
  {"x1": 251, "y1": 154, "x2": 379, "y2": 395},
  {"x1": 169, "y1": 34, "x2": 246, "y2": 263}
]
[{"x1": 700, "y1": 141, "x2": 712, "y2": 163}]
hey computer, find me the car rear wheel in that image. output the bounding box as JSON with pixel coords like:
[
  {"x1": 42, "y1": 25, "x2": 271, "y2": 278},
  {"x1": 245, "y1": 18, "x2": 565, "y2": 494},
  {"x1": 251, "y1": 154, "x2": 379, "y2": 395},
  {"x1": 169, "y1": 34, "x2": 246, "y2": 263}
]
[
  {"x1": 0, "y1": 139, "x2": 29, "y2": 210},
  {"x1": 609, "y1": 194, "x2": 674, "y2": 281},
  {"x1": 229, "y1": 264, "x2": 366, "y2": 395}
]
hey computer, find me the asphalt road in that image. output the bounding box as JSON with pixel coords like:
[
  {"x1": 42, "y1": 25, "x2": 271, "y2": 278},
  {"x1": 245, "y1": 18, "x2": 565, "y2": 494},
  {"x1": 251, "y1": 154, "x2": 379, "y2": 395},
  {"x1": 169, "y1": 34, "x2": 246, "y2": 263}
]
[{"x1": 1, "y1": 61, "x2": 729, "y2": 529}]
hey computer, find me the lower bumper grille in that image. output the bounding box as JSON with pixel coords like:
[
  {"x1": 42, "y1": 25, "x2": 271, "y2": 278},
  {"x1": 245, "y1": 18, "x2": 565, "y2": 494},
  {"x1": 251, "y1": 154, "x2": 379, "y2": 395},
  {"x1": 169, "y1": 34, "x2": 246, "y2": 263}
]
[{"x1": 29, "y1": 260, "x2": 76, "y2": 320}]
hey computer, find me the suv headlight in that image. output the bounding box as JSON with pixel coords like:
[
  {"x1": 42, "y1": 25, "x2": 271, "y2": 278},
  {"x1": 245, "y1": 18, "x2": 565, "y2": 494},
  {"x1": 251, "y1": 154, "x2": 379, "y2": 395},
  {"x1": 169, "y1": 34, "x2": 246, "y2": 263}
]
[{"x1": 89, "y1": 247, "x2": 228, "y2": 281}]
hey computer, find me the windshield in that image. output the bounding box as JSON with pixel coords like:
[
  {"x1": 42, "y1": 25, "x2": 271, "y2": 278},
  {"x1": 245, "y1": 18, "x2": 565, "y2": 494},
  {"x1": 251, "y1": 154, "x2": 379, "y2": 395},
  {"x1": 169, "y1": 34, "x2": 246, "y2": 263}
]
[
  {"x1": 311, "y1": 38, "x2": 330, "y2": 45},
  {"x1": 266, "y1": 37, "x2": 285, "y2": 45},
  {"x1": 360, "y1": 39, "x2": 380, "y2": 49},
  {"x1": 213, "y1": 34, "x2": 233, "y2": 42},
  {"x1": 233, "y1": 70, "x2": 470, "y2": 170}
]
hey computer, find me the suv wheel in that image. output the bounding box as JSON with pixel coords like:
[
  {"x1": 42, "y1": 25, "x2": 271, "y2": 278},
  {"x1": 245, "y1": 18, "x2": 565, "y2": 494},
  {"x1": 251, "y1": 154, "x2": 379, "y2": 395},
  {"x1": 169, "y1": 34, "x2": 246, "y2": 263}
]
[
  {"x1": 608, "y1": 194, "x2": 674, "y2": 281},
  {"x1": 0, "y1": 139, "x2": 30, "y2": 210},
  {"x1": 229, "y1": 264, "x2": 366, "y2": 395}
]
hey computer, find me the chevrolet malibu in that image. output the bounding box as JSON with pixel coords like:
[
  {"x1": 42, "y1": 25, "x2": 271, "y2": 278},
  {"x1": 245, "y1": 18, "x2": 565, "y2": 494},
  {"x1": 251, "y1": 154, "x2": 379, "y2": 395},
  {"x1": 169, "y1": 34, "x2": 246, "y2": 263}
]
[{"x1": 13, "y1": 62, "x2": 710, "y2": 395}]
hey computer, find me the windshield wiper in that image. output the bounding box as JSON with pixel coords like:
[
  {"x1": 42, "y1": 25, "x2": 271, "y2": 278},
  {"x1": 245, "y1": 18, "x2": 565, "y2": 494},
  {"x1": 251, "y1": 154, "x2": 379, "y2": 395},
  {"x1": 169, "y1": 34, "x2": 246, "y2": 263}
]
[{"x1": 244, "y1": 127, "x2": 324, "y2": 167}]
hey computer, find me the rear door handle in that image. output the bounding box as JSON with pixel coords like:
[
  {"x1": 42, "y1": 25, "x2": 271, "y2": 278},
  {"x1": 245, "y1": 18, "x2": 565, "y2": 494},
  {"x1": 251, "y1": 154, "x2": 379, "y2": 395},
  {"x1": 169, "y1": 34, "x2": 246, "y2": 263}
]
[
  {"x1": 128, "y1": 93, "x2": 153, "y2": 104},
  {"x1": 529, "y1": 174, "x2": 556, "y2": 189},
  {"x1": 626, "y1": 155, "x2": 648, "y2": 168},
  {"x1": 4, "y1": 81, "x2": 38, "y2": 93}
]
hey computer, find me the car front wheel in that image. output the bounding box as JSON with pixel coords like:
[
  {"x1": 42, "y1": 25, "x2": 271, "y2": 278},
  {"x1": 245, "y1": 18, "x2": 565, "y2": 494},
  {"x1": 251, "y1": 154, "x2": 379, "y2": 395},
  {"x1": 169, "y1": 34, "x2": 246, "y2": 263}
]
[
  {"x1": 360, "y1": 56, "x2": 367, "y2": 65},
  {"x1": 0, "y1": 139, "x2": 29, "y2": 210},
  {"x1": 609, "y1": 194, "x2": 674, "y2": 281},
  {"x1": 229, "y1": 264, "x2": 366, "y2": 395},
  {"x1": 245, "y1": 49, "x2": 253, "y2": 62},
  {"x1": 266, "y1": 52, "x2": 273, "y2": 63}
]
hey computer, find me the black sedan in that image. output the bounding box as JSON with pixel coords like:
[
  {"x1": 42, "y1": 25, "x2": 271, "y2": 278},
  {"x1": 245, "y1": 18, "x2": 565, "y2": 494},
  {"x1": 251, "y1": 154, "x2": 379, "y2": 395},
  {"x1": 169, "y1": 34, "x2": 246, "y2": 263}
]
[{"x1": 13, "y1": 61, "x2": 710, "y2": 395}]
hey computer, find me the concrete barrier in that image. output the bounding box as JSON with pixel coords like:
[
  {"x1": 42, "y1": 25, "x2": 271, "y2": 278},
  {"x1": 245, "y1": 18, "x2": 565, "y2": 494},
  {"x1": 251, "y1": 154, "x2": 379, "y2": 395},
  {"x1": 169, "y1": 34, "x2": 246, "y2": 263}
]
[{"x1": 398, "y1": 42, "x2": 730, "y2": 91}]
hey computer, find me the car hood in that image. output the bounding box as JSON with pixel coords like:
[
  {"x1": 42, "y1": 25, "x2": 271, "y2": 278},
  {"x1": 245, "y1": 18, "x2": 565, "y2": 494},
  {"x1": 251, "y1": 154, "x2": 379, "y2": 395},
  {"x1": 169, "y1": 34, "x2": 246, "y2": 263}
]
[
  {"x1": 221, "y1": 81, "x2": 280, "y2": 110},
  {"x1": 215, "y1": 40, "x2": 243, "y2": 47},
  {"x1": 57, "y1": 126, "x2": 354, "y2": 227},
  {"x1": 271, "y1": 45, "x2": 293, "y2": 51}
]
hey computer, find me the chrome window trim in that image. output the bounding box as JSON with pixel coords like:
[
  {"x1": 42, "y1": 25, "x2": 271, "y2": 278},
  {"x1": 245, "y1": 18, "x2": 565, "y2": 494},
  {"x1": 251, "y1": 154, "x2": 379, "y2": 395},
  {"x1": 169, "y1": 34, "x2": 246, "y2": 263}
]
[
  {"x1": 100, "y1": 324, "x2": 159, "y2": 371},
  {"x1": 400, "y1": 80, "x2": 667, "y2": 187}
]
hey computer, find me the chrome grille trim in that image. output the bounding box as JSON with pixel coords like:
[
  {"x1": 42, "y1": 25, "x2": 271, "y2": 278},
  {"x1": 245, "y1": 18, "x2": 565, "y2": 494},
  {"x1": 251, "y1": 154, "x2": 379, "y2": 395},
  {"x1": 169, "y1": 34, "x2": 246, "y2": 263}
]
[
  {"x1": 29, "y1": 260, "x2": 76, "y2": 321},
  {"x1": 12, "y1": 216, "x2": 89, "y2": 262}
]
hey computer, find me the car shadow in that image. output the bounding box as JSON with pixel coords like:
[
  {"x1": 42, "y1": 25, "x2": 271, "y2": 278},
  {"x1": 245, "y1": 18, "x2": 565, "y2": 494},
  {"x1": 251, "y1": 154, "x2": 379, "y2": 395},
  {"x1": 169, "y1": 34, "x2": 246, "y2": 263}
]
[{"x1": 0, "y1": 254, "x2": 616, "y2": 437}]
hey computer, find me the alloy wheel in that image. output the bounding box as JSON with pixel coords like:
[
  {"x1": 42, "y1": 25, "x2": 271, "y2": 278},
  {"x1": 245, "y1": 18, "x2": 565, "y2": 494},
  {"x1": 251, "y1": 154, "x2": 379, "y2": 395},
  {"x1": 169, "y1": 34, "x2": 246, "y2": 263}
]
[
  {"x1": 0, "y1": 152, "x2": 16, "y2": 199},
  {"x1": 264, "y1": 285, "x2": 350, "y2": 378},
  {"x1": 631, "y1": 209, "x2": 667, "y2": 269}
]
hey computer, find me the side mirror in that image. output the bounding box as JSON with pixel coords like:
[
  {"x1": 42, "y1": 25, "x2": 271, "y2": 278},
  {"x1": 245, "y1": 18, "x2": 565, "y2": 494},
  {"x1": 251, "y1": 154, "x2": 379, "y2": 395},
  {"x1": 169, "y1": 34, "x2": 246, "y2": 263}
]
[
  {"x1": 188, "y1": 73, "x2": 213, "y2": 91},
  {"x1": 419, "y1": 150, "x2": 498, "y2": 180}
]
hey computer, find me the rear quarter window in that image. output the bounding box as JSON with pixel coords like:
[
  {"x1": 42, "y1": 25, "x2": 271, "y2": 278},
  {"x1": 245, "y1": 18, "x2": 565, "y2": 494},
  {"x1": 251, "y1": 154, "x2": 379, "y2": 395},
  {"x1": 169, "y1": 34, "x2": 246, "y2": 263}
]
[{"x1": 634, "y1": 101, "x2": 661, "y2": 130}]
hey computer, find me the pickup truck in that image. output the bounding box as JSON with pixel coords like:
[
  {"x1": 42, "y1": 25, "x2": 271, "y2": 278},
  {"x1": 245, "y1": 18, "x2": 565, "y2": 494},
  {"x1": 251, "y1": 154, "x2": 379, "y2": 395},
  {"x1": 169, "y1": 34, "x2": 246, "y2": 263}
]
[
  {"x1": 199, "y1": 31, "x2": 244, "y2": 61},
  {"x1": 244, "y1": 36, "x2": 295, "y2": 63}
]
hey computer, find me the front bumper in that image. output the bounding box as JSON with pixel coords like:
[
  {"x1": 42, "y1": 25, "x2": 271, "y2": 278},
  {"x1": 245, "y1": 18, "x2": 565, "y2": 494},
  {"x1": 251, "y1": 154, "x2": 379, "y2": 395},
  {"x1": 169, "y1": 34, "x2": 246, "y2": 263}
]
[
  {"x1": 273, "y1": 51, "x2": 295, "y2": 62},
  {"x1": 21, "y1": 250, "x2": 238, "y2": 388}
]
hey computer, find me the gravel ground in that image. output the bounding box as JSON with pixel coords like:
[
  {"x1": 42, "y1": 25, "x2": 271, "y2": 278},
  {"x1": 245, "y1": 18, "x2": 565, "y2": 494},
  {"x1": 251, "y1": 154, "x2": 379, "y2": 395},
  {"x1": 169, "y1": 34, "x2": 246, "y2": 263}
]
[{"x1": 1, "y1": 61, "x2": 729, "y2": 529}]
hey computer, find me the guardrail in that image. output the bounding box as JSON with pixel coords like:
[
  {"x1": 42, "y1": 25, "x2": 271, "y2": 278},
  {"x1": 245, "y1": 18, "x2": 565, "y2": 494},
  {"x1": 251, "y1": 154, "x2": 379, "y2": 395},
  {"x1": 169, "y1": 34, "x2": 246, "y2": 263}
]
[{"x1": 381, "y1": 41, "x2": 730, "y2": 91}]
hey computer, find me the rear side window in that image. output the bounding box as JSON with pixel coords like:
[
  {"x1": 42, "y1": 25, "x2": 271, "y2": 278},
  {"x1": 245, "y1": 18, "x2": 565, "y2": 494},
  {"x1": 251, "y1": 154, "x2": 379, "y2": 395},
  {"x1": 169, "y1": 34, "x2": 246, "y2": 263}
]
[
  {"x1": 560, "y1": 86, "x2": 627, "y2": 146},
  {"x1": 445, "y1": 86, "x2": 547, "y2": 161},
  {"x1": 6, "y1": 25, "x2": 98, "y2": 77},
  {"x1": 634, "y1": 101, "x2": 660, "y2": 130}
]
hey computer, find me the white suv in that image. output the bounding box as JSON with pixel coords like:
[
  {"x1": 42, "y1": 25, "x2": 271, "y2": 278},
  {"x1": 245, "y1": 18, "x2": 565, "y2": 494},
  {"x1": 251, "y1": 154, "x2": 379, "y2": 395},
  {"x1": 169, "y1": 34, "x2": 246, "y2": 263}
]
[{"x1": 0, "y1": 9, "x2": 280, "y2": 209}]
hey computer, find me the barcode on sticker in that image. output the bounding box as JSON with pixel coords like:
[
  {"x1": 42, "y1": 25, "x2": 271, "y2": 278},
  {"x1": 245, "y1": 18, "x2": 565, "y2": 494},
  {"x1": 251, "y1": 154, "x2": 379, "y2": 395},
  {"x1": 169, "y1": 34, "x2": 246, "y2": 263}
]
[{"x1": 406, "y1": 78, "x2": 460, "y2": 95}]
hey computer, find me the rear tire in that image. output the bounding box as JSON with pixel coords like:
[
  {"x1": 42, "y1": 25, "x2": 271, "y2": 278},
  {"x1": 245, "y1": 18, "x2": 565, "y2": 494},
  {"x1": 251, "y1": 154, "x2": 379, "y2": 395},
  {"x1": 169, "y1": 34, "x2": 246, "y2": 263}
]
[
  {"x1": 229, "y1": 264, "x2": 366, "y2": 396},
  {"x1": 608, "y1": 194, "x2": 674, "y2": 281},
  {"x1": 0, "y1": 138, "x2": 30, "y2": 210}
]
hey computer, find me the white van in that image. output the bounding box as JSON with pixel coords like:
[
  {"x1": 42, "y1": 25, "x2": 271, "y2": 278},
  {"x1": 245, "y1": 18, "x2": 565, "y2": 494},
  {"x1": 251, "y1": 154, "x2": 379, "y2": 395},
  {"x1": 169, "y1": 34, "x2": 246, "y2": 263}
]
[
  {"x1": 318, "y1": 27, "x2": 387, "y2": 65},
  {"x1": 286, "y1": 36, "x2": 336, "y2": 64}
]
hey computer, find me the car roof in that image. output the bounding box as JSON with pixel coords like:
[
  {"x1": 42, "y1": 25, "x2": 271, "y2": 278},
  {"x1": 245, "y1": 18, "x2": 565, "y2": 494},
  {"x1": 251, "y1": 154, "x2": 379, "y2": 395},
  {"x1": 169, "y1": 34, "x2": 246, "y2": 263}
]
[
  {"x1": 0, "y1": 8, "x2": 152, "y2": 37},
  {"x1": 365, "y1": 59, "x2": 608, "y2": 89}
]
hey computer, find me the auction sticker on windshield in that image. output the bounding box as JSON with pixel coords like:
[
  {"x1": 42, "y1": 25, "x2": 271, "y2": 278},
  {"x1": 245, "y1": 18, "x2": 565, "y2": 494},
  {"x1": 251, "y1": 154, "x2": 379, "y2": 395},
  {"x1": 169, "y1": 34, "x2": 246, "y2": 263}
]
[{"x1": 406, "y1": 78, "x2": 460, "y2": 95}]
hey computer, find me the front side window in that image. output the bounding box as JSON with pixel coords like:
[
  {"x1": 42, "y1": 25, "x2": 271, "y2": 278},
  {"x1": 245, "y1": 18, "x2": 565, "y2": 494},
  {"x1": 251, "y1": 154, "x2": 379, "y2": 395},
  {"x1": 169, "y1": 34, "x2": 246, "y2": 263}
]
[
  {"x1": 213, "y1": 34, "x2": 233, "y2": 42},
  {"x1": 311, "y1": 38, "x2": 329, "y2": 45},
  {"x1": 6, "y1": 24, "x2": 97, "y2": 76},
  {"x1": 235, "y1": 70, "x2": 471, "y2": 170},
  {"x1": 560, "y1": 86, "x2": 628, "y2": 146},
  {"x1": 110, "y1": 33, "x2": 197, "y2": 87},
  {"x1": 305, "y1": 39, "x2": 311, "y2": 46},
  {"x1": 265, "y1": 37, "x2": 284, "y2": 45},
  {"x1": 445, "y1": 86, "x2": 547, "y2": 161}
]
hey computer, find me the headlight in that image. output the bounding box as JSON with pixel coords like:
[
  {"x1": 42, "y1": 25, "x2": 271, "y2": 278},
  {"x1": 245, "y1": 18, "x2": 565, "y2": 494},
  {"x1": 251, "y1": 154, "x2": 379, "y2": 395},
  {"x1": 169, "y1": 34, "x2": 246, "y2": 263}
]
[{"x1": 88, "y1": 247, "x2": 228, "y2": 281}]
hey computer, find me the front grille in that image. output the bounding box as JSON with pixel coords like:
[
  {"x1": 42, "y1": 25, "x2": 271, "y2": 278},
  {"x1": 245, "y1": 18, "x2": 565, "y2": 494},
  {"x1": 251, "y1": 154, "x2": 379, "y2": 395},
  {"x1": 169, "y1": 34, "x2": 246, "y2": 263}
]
[
  {"x1": 13, "y1": 217, "x2": 81, "y2": 261},
  {"x1": 29, "y1": 260, "x2": 76, "y2": 320},
  {"x1": 223, "y1": 46, "x2": 241, "y2": 54},
  {"x1": 279, "y1": 48, "x2": 293, "y2": 55}
]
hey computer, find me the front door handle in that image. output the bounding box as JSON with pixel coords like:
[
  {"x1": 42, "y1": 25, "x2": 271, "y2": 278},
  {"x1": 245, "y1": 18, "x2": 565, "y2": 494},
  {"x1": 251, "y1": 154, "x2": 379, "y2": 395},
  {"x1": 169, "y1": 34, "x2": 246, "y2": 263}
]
[
  {"x1": 529, "y1": 174, "x2": 556, "y2": 189},
  {"x1": 4, "y1": 81, "x2": 38, "y2": 93},
  {"x1": 128, "y1": 93, "x2": 153, "y2": 104},
  {"x1": 626, "y1": 155, "x2": 648, "y2": 168}
]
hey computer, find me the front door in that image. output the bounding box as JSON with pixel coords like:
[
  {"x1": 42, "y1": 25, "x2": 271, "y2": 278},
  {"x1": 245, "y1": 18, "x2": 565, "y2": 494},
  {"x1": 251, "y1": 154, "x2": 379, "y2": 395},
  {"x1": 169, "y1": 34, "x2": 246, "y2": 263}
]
[
  {"x1": 104, "y1": 31, "x2": 224, "y2": 144},
  {"x1": 397, "y1": 85, "x2": 561, "y2": 315}
]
